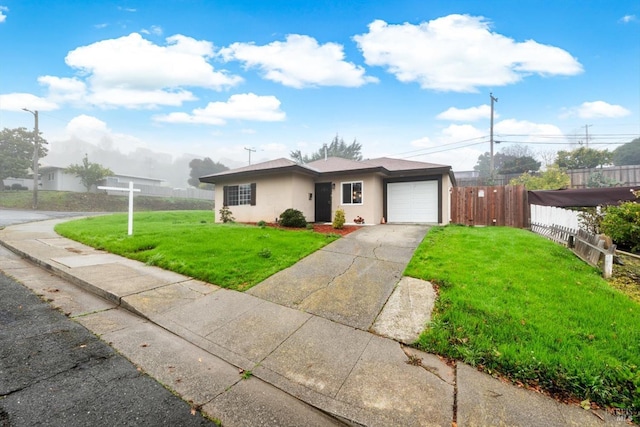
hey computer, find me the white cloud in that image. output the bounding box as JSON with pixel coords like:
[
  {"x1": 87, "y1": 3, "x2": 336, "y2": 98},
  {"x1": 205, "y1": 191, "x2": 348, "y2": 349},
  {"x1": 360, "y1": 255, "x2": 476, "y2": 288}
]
[
  {"x1": 406, "y1": 119, "x2": 566, "y2": 170},
  {"x1": 89, "y1": 88, "x2": 196, "y2": 109},
  {"x1": 141, "y1": 25, "x2": 163, "y2": 36},
  {"x1": 63, "y1": 33, "x2": 242, "y2": 108},
  {"x1": 154, "y1": 93, "x2": 286, "y2": 125},
  {"x1": 219, "y1": 34, "x2": 378, "y2": 88},
  {"x1": 0, "y1": 5, "x2": 8, "y2": 23},
  {"x1": 0, "y1": 93, "x2": 58, "y2": 111},
  {"x1": 409, "y1": 124, "x2": 487, "y2": 170},
  {"x1": 494, "y1": 118, "x2": 566, "y2": 143},
  {"x1": 410, "y1": 136, "x2": 432, "y2": 148},
  {"x1": 354, "y1": 15, "x2": 583, "y2": 92},
  {"x1": 620, "y1": 15, "x2": 637, "y2": 23},
  {"x1": 65, "y1": 114, "x2": 146, "y2": 153},
  {"x1": 437, "y1": 105, "x2": 494, "y2": 121},
  {"x1": 561, "y1": 101, "x2": 631, "y2": 119},
  {"x1": 38, "y1": 76, "x2": 87, "y2": 104},
  {"x1": 66, "y1": 115, "x2": 110, "y2": 137}
]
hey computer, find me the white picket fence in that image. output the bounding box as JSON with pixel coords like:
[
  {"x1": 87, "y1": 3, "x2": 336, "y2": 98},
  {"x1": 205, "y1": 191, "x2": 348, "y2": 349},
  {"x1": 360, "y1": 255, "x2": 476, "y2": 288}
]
[
  {"x1": 529, "y1": 204, "x2": 614, "y2": 278},
  {"x1": 530, "y1": 204, "x2": 580, "y2": 231}
]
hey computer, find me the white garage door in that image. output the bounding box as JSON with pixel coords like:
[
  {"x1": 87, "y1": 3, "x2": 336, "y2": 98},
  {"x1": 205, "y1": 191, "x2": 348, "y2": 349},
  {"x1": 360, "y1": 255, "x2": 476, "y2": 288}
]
[{"x1": 387, "y1": 181, "x2": 438, "y2": 223}]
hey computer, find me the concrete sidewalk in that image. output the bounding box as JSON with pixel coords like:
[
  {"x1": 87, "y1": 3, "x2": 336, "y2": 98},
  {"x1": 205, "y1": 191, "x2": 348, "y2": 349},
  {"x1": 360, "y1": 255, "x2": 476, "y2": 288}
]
[{"x1": 0, "y1": 219, "x2": 624, "y2": 426}]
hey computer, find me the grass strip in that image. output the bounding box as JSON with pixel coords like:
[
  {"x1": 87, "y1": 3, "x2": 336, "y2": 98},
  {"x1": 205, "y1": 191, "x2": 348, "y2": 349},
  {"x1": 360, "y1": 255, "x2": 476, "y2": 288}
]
[
  {"x1": 55, "y1": 211, "x2": 338, "y2": 291},
  {"x1": 1, "y1": 190, "x2": 212, "y2": 211},
  {"x1": 405, "y1": 225, "x2": 639, "y2": 415}
]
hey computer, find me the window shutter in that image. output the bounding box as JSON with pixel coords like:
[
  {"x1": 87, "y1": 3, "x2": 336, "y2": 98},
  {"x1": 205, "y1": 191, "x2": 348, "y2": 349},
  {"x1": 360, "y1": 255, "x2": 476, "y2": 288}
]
[
  {"x1": 250, "y1": 183, "x2": 256, "y2": 206},
  {"x1": 223, "y1": 186, "x2": 228, "y2": 206}
]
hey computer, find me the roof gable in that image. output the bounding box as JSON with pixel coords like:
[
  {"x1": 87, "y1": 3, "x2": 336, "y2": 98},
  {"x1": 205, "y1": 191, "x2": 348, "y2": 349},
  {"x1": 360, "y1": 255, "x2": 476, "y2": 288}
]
[
  {"x1": 305, "y1": 157, "x2": 379, "y2": 173},
  {"x1": 199, "y1": 157, "x2": 318, "y2": 183},
  {"x1": 366, "y1": 157, "x2": 449, "y2": 171}
]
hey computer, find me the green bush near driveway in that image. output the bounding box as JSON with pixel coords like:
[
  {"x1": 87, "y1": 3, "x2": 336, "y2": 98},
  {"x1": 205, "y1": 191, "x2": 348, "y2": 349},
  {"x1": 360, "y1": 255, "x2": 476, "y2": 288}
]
[
  {"x1": 405, "y1": 225, "x2": 640, "y2": 417},
  {"x1": 54, "y1": 211, "x2": 338, "y2": 291}
]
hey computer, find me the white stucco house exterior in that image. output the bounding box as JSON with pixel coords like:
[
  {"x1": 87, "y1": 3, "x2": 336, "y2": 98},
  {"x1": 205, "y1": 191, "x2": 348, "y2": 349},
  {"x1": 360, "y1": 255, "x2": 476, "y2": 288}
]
[{"x1": 200, "y1": 157, "x2": 455, "y2": 225}]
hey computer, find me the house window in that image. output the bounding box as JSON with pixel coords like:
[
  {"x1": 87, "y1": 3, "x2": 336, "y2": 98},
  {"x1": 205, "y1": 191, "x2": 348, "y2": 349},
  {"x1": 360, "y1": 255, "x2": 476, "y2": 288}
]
[
  {"x1": 342, "y1": 181, "x2": 363, "y2": 205},
  {"x1": 238, "y1": 183, "x2": 252, "y2": 205},
  {"x1": 223, "y1": 183, "x2": 256, "y2": 206}
]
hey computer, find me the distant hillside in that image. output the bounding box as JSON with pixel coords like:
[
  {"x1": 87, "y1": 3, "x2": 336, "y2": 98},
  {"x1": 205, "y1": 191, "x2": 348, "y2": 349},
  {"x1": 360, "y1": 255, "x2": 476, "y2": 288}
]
[{"x1": 0, "y1": 191, "x2": 213, "y2": 212}]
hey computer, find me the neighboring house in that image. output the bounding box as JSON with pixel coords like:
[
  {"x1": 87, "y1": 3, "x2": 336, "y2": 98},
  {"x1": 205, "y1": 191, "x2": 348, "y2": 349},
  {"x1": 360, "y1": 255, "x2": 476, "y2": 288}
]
[
  {"x1": 200, "y1": 157, "x2": 455, "y2": 225},
  {"x1": 39, "y1": 166, "x2": 165, "y2": 192}
]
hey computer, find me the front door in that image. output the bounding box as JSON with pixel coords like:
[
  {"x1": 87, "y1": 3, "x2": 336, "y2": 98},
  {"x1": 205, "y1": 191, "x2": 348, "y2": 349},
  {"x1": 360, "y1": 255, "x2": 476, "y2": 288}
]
[{"x1": 315, "y1": 182, "x2": 332, "y2": 222}]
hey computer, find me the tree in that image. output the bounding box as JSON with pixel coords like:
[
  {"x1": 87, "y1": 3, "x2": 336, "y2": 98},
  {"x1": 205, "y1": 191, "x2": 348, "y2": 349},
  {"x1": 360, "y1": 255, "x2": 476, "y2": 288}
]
[
  {"x1": 586, "y1": 171, "x2": 620, "y2": 188},
  {"x1": 499, "y1": 156, "x2": 541, "y2": 175},
  {"x1": 66, "y1": 154, "x2": 114, "y2": 192},
  {"x1": 290, "y1": 134, "x2": 362, "y2": 164},
  {"x1": 0, "y1": 127, "x2": 48, "y2": 181},
  {"x1": 474, "y1": 145, "x2": 540, "y2": 176},
  {"x1": 612, "y1": 137, "x2": 640, "y2": 166},
  {"x1": 509, "y1": 164, "x2": 570, "y2": 190},
  {"x1": 555, "y1": 147, "x2": 612, "y2": 169},
  {"x1": 188, "y1": 157, "x2": 228, "y2": 189}
]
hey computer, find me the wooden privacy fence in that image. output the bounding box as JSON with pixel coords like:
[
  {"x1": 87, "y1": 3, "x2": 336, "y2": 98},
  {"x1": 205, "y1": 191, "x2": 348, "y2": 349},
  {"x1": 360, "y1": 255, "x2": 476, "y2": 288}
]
[
  {"x1": 568, "y1": 165, "x2": 640, "y2": 188},
  {"x1": 450, "y1": 185, "x2": 529, "y2": 228}
]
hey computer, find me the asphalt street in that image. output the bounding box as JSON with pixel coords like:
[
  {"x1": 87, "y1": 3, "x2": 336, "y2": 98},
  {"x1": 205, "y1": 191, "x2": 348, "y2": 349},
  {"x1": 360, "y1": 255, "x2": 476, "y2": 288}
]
[
  {"x1": 0, "y1": 210, "x2": 216, "y2": 426},
  {"x1": 0, "y1": 209, "x2": 94, "y2": 228},
  {"x1": 0, "y1": 272, "x2": 216, "y2": 427}
]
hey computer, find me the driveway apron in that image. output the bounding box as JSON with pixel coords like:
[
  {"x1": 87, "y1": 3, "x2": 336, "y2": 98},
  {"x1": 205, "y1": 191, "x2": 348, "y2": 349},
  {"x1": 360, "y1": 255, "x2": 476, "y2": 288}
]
[{"x1": 247, "y1": 224, "x2": 429, "y2": 331}]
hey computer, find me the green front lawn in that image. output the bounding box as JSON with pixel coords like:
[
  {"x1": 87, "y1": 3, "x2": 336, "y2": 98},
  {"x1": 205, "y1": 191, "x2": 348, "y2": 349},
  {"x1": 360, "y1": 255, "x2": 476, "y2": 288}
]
[
  {"x1": 405, "y1": 225, "x2": 639, "y2": 416},
  {"x1": 54, "y1": 211, "x2": 338, "y2": 291}
]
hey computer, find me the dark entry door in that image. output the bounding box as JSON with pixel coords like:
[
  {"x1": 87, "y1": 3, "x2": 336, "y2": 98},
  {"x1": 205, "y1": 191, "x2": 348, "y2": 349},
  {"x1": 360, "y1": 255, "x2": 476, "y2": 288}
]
[{"x1": 315, "y1": 182, "x2": 332, "y2": 222}]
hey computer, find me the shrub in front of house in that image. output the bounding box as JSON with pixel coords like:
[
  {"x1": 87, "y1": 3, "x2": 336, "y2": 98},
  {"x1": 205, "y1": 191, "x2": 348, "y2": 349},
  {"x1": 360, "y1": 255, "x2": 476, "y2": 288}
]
[
  {"x1": 219, "y1": 206, "x2": 235, "y2": 223},
  {"x1": 333, "y1": 209, "x2": 345, "y2": 229},
  {"x1": 279, "y1": 208, "x2": 307, "y2": 228}
]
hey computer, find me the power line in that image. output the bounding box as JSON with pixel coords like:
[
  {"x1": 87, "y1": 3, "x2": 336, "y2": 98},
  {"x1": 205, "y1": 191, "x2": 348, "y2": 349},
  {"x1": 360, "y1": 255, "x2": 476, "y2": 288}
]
[
  {"x1": 391, "y1": 133, "x2": 639, "y2": 159},
  {"x1": 390, "y1": 135, "x2": 489, "y2": 157},
  {"x1": 401, "y1": 140, "x2": 489, "y2": 158},
  {"x1": 386, "y1": 131, "x2": 638, "y2": 159}
]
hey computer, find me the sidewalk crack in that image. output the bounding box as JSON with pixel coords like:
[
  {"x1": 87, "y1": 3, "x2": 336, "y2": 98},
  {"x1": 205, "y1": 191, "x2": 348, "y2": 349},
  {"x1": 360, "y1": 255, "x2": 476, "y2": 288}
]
[
  {"x1": 334, "y1": 333, "x2": 373, "y2": 399},
  {"x1": 295, "y1": 256, "x2": 357, "y2": 306},
  {"x1": 453, "y1": 361, "x2": 458, "y2": 426}
]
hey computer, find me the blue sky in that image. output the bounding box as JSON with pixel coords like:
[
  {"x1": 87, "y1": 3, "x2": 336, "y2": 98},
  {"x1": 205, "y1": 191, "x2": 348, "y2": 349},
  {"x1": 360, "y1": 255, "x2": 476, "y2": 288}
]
[{"x1": 0, "y1": 0, "x2": 638, "y2": 174}]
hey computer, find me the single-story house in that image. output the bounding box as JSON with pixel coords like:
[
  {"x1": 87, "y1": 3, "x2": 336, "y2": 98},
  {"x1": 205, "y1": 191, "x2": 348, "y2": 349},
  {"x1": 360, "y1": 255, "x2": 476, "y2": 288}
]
[
  {"x1": 199, "y1": 156, "x2": 456, "y2": 225},
  {"x1": 39, "y1": 166, "x2": 165, "y2": 192}
]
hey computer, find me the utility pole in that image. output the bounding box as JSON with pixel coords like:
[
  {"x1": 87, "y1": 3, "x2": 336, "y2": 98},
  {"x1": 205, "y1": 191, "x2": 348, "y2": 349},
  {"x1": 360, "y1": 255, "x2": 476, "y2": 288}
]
[
  {"x1": 582, "y1": 124, "x2": 592, "y2": 148},
  {"x1": 489, "y1": 93, "x2": 498, "y2": 179},
  {"x1": 244, "y1": 147, "x2": 256, "y2": 165},
  {"x1": 22, "y1": 108, "x2": 39, "y2": 210}
]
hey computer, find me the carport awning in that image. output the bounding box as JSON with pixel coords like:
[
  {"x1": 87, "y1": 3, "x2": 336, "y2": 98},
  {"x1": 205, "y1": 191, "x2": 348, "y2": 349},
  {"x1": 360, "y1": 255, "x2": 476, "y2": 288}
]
[{"x1": 528, "y1": 186, "x2": 639, "y2": 207}]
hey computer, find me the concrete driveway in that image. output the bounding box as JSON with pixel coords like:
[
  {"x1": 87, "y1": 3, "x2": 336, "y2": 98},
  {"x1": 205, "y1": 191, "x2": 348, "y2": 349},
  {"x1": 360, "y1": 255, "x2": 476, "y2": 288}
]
[{"x1": 248, "y1": 224, "x2": 429, "y2": 332}]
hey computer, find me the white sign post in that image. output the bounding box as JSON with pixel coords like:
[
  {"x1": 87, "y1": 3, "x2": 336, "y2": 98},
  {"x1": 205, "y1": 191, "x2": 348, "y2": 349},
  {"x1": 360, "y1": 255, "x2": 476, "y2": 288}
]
[{"x1": 97, "y1": 181, "x2": 141, "y2": 235}]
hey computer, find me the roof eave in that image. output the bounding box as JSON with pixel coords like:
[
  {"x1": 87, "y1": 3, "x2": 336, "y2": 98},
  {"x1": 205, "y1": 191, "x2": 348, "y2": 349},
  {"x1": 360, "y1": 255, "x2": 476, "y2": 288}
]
[{"x1": 199, "y1": 164, "x2": 319, "y2": 184}]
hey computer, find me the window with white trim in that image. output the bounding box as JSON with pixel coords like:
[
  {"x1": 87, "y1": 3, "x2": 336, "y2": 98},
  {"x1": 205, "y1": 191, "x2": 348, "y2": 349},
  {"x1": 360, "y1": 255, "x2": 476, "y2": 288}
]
[
  {"x1": 223, "y1": 183, "x2": 256, "y2": 206},
  {"x1": 238, "y1": 183, "x2": 251, "y2": 205},
  {"x1": 341, "y1": 181, "x2": 363, "y2": 205}
]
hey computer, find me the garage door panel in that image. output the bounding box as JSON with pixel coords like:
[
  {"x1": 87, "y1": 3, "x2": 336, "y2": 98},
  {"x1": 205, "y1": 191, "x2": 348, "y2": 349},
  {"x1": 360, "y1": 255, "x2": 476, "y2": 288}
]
[{"x1": 387, "y1": 181, "x2": 438, "y2": 223}]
